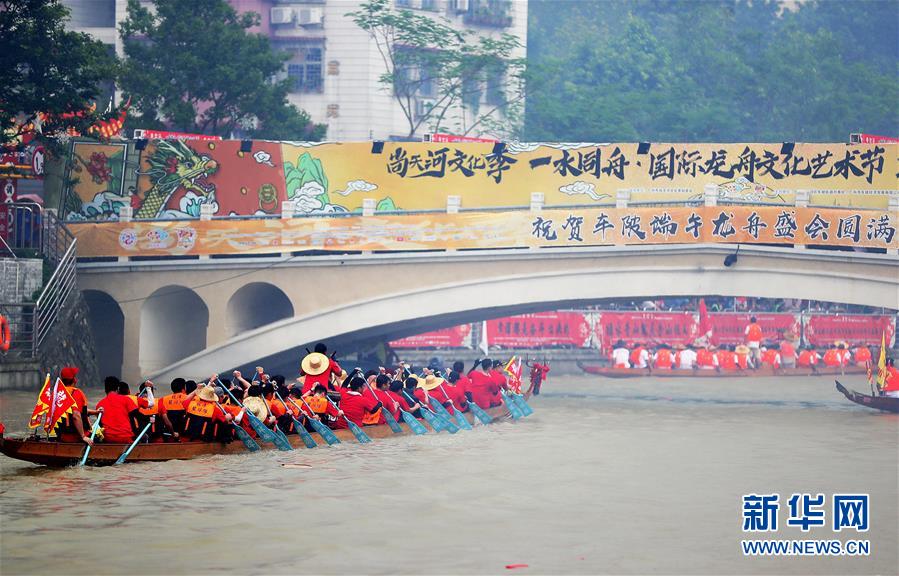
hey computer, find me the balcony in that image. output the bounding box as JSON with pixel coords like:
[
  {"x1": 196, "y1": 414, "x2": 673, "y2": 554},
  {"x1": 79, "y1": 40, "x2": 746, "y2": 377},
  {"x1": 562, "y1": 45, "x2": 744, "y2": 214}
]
[{"x1": 463, "y1": 0, "x2": 513, "y2": 28}]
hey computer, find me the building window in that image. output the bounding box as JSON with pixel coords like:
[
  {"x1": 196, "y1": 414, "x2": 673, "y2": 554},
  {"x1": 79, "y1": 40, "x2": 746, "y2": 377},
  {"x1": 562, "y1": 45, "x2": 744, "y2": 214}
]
[
  {"x1": 287, "y1": 45, "x2": 323, "y2": 93},
  {"x1": 64, "y1": 0, "x2": 116, "y2": 27},
  {"x1": 486, "y1": 71, "x2": 505, "y2": 106}
]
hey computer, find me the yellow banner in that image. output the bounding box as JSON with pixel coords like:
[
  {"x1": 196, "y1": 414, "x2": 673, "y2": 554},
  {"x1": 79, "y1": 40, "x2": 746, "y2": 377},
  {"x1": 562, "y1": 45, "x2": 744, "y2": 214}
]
[
  {"x1": 63, "y1": 141, "x2": 897, "y2": 222},
  {"x1": 69, "y1": 206, "x2": 897, "y2": 257}
]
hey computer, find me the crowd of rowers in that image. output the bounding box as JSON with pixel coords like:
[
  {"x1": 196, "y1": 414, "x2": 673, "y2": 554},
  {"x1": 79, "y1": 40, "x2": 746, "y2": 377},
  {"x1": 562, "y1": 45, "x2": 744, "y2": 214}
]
[
  {"x1": 609, "y1": 339, "x2": 875, "y2": 371},
  {"x1": 51, "y1": 344, "x2": 517, "y2": 447}
]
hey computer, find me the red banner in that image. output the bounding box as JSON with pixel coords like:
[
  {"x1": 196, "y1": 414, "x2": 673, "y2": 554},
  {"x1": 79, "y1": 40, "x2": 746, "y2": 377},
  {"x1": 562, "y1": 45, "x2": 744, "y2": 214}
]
[
  {"x1": 851, "y1": 133, "x2": 899, "y2": 144},
  {"x1": 488, "y1": 312, "x2": 591, "y2": 348},
  {"x1": 596, "y1": 312, "x2": 697, "y2": 352},
  {"x1": 803, "y1": 315, "x2": 896, "y2": 347},
  {"x1": 390, "y1": 324, "x2": 471, "y2": 348},
  {"x1": 709, "y1": 313, "x2": 800, "y2": 346}
]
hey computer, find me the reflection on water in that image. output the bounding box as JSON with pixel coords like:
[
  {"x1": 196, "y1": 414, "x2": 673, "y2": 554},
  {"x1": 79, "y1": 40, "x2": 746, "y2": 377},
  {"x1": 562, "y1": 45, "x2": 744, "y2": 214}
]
[{"x1": 1, "y1": 375, "x2": 897, "y2": 575}]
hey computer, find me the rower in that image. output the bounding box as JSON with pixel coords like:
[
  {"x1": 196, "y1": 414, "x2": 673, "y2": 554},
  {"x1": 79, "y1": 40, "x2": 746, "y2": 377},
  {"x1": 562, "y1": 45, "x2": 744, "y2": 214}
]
[
  {"x1": 95, "y1": 378, "x2": 150, "y2": 444},
  {"x1": 610, "y1": 340, "x2": 630, "y2": 368},
  {"x1": 160, "y1": 378, "x2": 188, "y2": 435},
  {"x1": 675, "y1": 344, "x2": 697, "y2": 370},
  {"x1": 630, "y1": 344, "x2": 650, "y2": 369},
  {"x1": 137, "y1": 381, "x2": 178, "y2": 442},
  {"x1": 388, "y1": 379, "x2": 420, "y2": 417},
  {"x1": 695, "y1": 344, "x2": 718, "y2": 371},
  {"x1": 338, "y1": 376, "x2": 382, "y2": 427},
  {"x1": 468, "y1": 359, "x2": 502, "y2": 408},
  {"x1": 761, "y1": 345, "x2": 782, "y2": 370},
  {"x1": 797, "y1": 346, "x2": 821, "y2": 370},
  {"x1": 717, "y1": 345, "x2": 738, "y2": 372},
  {"x1": 444, "y1": 370, "x2": 469, "y2": 412},
  {"x1": 882, "y1": 358, "x2": 899, "y2": 398},
  {"x1": 822, "y1": 344, "x2": 842, "y2": 368},
  {"x1": 780, "y1": 338, "x2": 797, "y2": 369},
  {"x1": 653, "y1": 345, "x2": 674, "y2": 370},
  {"x1": 853, "y1": 344, "x2": 872, "y2": 367},
  {"x1": 182, "y1": 381, "x2": 231, "y2": 442},
  {"x1": 300, "y1": 343, "x2": 342, "y2": 393}
]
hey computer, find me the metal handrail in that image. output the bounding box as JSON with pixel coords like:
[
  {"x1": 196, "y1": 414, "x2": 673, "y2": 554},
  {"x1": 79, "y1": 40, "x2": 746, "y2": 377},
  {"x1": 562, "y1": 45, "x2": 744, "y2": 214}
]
[{"x1": 33, "y1": 238, "x2": 78, "y2": 353}]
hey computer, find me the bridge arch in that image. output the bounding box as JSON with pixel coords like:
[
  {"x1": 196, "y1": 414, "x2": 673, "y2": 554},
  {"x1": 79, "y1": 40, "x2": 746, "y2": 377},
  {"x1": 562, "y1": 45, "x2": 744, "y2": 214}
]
[
  {"x1": 225, "y1": 282, "x2": 293, "y2": 339},
  {"x1": 83, "y1": 290, "x2": 124, "y2": 379},
  {"x1": 140, "y1": 285, "x2": 209, "y2": 376}
]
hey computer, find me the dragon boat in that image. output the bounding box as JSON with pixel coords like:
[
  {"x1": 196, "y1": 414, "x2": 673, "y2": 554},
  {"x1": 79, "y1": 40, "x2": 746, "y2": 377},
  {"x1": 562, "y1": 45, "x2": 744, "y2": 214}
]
[
  {"x1": 1, "y1": 365, "x2": 549, "y2": 468},
  {"x1": 577, "y1": 362, "x2": 867, "y2": 378},
  {"x1": 835, "y1": 380, "x2": 899, "y2": 414}
]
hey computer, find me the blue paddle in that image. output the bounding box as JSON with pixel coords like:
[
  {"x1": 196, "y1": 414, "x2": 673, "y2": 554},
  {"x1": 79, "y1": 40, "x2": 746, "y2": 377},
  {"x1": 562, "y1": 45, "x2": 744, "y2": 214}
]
[
  {"x1": 78, "y1": 412, "x2": 103, "y2": 466},
  {"x1": 513, "y1": 392, "x2": 534, "y2": 416},
  {"x1": 403, "y1": 389, "x2": 458, "y2": 433},
  {"x1": 114, "y1": 419, "x2": 153, "y2": 465},
  {"x1": 296, "y1": 395, "x2": 341, "y2": 445},
  {"x1": 326, "y1": 396, "x2": 371, "y2": 444},
  {"x1": 467, "y1": 399, "x2": 493, "y2": 424},
  {"x1": 500, "y1": 390, "x2": 523, "y2": 419},
  {"x1": 437, "y1": 384, "x2": 472, "y2": 430},
  {"x1": 428, "y1": 395, "x2": 469, "y2": 432},
  {"x1": 214, "y1": 402, "x2": 260, "y2": 452},
  {"x1": 274, "y1": 391, "x2": 317, "y2": 449},
  {"x1": 364, "y1": 381, "x2": 403, "y2": 434},
  {"x1": 217, "y1": 380, "x2": 289, "y2": 450}
]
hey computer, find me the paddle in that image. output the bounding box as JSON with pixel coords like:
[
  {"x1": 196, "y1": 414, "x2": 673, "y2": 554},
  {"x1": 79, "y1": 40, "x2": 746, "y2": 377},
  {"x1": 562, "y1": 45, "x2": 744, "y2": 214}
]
[
  {"x1": 364, "y1": 381, "x2": 403, "y2": 434},
  {"x1": 217, "y1": 379, "x2": 290, "y2": 450},
  {"x1": 500, "y1": 389, "x2": 523, "y2": 420},
  {"x1": 466, "y1": 399, "x2": 494, "y2": 424},
  {"x1": 214, "y1": 402, "x2": 260, "y2": 452},
  {"x1": 114, "y1": 419, "x2": 153, "y2": 465},
  {"x1": 294, "y1": 394, "x2": 341, "y2": 445},
  {"x1": 274, "y1": 390, "x2": 317, "y2": 449},
  {"x1": 326, "y1": 396, "x2": 372, "y2": 444},
  {"x1": 402, "y1": 389, "x2": 458, "y2": 434},
  {"x1": 78, "y1": 412, "x2": 103, "y2": 466},
  {"x1": 389, "y1": 385, "x2": 428, "y2": 435},
  {"x1": 437, "y1": 384, "x2": 472, "y2": 430},
  {"x1": 507, "y1": 388, "x2": 534, "y2": 417}
]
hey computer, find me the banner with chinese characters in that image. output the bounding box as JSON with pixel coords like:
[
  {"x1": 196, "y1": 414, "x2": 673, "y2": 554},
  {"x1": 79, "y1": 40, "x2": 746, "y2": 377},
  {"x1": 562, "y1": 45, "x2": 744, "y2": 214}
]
[
  {"x1": 803, "y1": 314, "x2": 896, "y2": 347},
  {"x1": 390, "y1": 325, "x2": 472, "y2": 348},
  {"x1": 486, "y1": 312, "x2": 592, "y2": 348},
  {"x1": 595, "y1": 312, "x2": 698, "y2": 352},
  {"x1": 708, "y1": 313, "x2": 801, "y2": 346},
  {"x1": 61, "y1": 141, "x2": 897, "y2": 221},
  {"x1": 68, "y1": 206, "x2": 898, "y2": 257}
]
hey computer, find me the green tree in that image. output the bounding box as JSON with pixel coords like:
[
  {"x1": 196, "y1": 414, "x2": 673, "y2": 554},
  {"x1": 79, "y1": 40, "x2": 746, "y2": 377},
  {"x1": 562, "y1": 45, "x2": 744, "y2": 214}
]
[
  {"x1": 0, "y1": 0, "x2": 116, "y2": 153},
  {"x1": 348, "y1": 0, "x2": 527, "y2": 139},
  {"x1": 118, "y1": 0, "x2": 325, "y2": 140}
]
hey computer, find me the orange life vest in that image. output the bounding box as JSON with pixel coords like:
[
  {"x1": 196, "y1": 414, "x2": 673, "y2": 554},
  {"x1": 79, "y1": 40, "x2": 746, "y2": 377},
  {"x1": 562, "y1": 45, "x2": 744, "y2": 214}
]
[
  {"x1": 780, "y1": 342, "x2": 796, "y2": 360},
  {"x1": 823, "y1": 349, "x2": 841, "y2": 367},
  {"x1": 655, "y1": 349, "x2": 673, "y2": 369},
  {"x1": 762, "y1": 349, "x2": 780, "y2": 366},
  {"x1": 717, "y1": 351, "x2": 737, "y2": 371},
  {"x1": 629, "y1": 347, "x2": 645, "y2": 367},
  {"x1": 746, "y1": 323, "x2": 762, "y2": 342},
  {"x1": 361, "y1": 408, "x2": 382, "y2": 425},
  {"x1": 854, "y1": 347, "x2": 871, "y2": 364},
  {"x1": 736, "y1": 352, "x2": 749, "y2": 369},
  {"x1": 798, "y1": 350, "x2": 818, "y2": 367},
  {"x1": 696, "y1": 349, "x2": 715, "y2": 368},
  {"x1": 305, "y1": 395, "x2": 328, "y2": 413},
  {"x1": 162, "y1": 392, "x2": 186, "y2": 411}
]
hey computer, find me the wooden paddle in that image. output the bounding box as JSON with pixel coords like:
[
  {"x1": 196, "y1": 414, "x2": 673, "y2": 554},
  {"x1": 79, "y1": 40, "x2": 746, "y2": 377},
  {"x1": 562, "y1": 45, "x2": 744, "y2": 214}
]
[{"x1": 78, "y1": 412, "x2": 103, "y2": 466}]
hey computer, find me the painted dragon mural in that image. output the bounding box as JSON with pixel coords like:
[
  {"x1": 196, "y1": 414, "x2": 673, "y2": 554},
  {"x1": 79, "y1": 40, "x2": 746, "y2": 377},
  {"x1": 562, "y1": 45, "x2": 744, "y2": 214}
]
[{"x1": 134, "y1": 140, "x2": 219, "y2": 219}]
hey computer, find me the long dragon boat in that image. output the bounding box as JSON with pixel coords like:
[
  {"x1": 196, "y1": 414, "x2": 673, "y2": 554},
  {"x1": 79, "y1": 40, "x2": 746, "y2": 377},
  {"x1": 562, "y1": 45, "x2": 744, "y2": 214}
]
[
  {"x1": 835, "y1": 380, "x2": 899, "y2": 414},
  {"x1": 0, "y1": 404, "x2": 517, "y2": 467},
  {"x1": 577, "y1": 362, "x2": 867, "y2": 378}
]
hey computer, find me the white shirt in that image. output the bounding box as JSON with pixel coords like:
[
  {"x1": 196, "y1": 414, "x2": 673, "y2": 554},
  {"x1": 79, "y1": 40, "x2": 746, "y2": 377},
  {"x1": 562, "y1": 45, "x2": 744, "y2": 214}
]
[
  {"x1": 677, "y1": 349, "x2": 697, "y2": 369},
  {"x1": 635, "y1": 348, "x2": 650, "y2": 368},
  {"x1": 611, "y1": 348, "x2": 630, "y2": 368}
]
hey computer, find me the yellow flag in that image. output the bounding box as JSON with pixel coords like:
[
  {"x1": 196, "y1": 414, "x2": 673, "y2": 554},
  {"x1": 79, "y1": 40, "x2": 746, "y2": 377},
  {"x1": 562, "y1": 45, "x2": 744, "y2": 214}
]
[{"x1": 875, "y1": 332, "x2": 887, "y2": 390}]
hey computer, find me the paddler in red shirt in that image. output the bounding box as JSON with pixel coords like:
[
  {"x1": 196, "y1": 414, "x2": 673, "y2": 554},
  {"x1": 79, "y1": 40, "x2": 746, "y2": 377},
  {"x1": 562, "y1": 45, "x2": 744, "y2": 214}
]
[
  {"x1": 300, "y1": 343, "x2": 342, "y2": 393},
  {"x1": 95, "y1": 378, "x2": 150, "y2": 444},
  {"x1": 337, "y1": 376, "x2": 382, "y2": 427},
  {"x1": 653, "y1": 345, "x2": 674, "y2": 370},
  {"x1": 468, "y1": 359, "x2": 502, "y2": 408},
  {"x1": 881, "y1": 358, "x2": 899, "y2": 398},
  {"x1": 853, "y1": 344, "x2": 872, "y2": 367},
  {"x1": 717, "y1": 345, "x2": 738, "y2": 372},
  {"x1": 362, "y1": 373, "x2": 397, "y2": 424},
  {"x1": 780, "y1": 338, "x2": 797, "y2": 369}
]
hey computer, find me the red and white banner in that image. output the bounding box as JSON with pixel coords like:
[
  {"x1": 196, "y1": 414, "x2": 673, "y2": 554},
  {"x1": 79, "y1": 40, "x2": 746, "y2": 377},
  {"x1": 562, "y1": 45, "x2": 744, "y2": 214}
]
[
  {"x1": 803, "y1": 314, "x2": 896, "y2": 347},
  {"x1": 709, "y1": 313, "x2": 801, "y2": 346},
  {"x1": 487, "y1": 312, "x2": 591, "y2": 348},
  {"x1": 426, "y1": 133, "x2": 499, "y2": 143},
  {"x1": 390, "y1": 324, "x2": 471, "y2": 348},
  {"x1": 595, "y1": 312, "x2": 697, "y2": 352}
]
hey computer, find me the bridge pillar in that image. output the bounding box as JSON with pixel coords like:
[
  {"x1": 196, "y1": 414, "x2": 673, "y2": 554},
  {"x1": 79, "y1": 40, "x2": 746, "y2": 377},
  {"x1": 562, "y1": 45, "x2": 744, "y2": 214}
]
[
  {"x1": 120, "y1": 300, "x2": 143, "y2": 384},
  {"x1": 205, "y1": 293, "x2": 230, "y2": 349}
]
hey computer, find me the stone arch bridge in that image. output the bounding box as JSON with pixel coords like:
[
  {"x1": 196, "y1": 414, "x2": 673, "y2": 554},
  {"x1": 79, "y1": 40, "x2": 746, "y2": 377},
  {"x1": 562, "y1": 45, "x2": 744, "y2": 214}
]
[{"x1": 76, "y1": 244, "x2": 899, "y2": 384}]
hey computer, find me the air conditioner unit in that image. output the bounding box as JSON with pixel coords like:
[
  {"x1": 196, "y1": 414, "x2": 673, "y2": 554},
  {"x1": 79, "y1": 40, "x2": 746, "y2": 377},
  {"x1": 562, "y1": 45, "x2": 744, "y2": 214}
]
[
  {"x1": 415, "y1": 98, "x2": 436, "y2": 118},
  {"x1": 271, "y1": 7, "x2": 294, "y2": 24},
  {"x1": 455, "y1": 0, "x2": 469, "y2": 12},
  {"x1": 297, "y1": 7, "x2": 323, "y2": 25}
]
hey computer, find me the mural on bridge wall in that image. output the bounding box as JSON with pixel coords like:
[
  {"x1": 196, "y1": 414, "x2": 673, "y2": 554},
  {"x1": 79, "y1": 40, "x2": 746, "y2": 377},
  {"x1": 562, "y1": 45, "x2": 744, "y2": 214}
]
[
  {"x1": 69, "y1": 205, "x2": 897, "y2": 256},
  {"x1": 61, "y1": 141, "x2": 897, "y2": 221}
]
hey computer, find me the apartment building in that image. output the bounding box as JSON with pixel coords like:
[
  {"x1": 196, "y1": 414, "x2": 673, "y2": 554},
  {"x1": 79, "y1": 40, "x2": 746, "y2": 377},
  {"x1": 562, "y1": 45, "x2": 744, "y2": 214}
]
[{"x1": 60, "y1": 0, "x2": 528, "y2": 141}]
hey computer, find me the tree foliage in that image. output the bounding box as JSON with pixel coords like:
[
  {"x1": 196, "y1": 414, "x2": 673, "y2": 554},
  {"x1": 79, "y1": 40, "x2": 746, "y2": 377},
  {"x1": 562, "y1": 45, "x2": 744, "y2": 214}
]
[
  {"x1": 348, "y1": 0, "x2": 527, "y2": 139},
  {"x1": 118, "y1": 0, "x2": 325, "y2": 140},
  {"x1": 0, "y1": 0, "x2": 116, "y2": 152},
  {"x1": 526, "y1": 0, "x2": 898, "y2": 142}
]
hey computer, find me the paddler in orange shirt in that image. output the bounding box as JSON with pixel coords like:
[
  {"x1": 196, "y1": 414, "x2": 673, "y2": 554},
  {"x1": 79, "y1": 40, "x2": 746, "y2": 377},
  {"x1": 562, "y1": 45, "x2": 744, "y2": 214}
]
[
  {"x1": 881, "y1": 358, "x2": 899, "y2": 398},
  {"x1": 853, "y1": 344, "x2": 872, "y2": 367},
  {"x1": 653, "y1": 345, "x2": 674, "y2": 370},
  {"x1": 55, "y1": 366, "x2": 96, "y2": 444}
]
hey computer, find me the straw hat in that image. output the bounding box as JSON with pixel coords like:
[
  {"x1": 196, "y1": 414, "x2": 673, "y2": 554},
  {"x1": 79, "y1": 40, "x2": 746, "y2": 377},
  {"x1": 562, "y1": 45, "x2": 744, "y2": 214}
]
[
  {"x1": 735, "y1": 344, "x2": 750, "y2": 355},
  {"x1": 301, "y1": 352, "x2": 329, "y2": 376},
  {"x1": 242, "y1": 396, "x2": 268, "y2": 419},
  {"x1": 196, "y1": 385, "x2": 217, "y2": 402},
  {"x1": 419, "y1": 374, "x2": 445, "y2": 391}
]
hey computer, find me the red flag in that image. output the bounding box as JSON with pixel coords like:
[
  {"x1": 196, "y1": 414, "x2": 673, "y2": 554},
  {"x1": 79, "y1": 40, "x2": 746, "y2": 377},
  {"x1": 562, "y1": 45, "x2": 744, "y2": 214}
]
[
  {"x1": 43, "y1": 378, "x2": 77, "y2": 434},
  {"x1": 504, "y1": 356, "x2": 523, "y2": 393},
  {"x1": 28, "y1": 374, "x2": 52, "y2": 429},
  {"x1": 698, "y1": 298, "x2": 712, "y2": 340}
]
